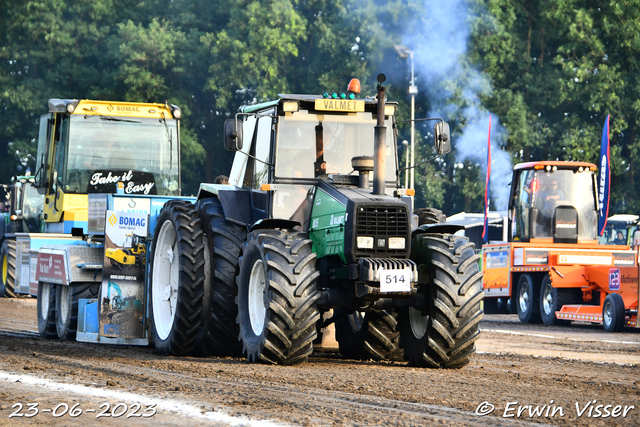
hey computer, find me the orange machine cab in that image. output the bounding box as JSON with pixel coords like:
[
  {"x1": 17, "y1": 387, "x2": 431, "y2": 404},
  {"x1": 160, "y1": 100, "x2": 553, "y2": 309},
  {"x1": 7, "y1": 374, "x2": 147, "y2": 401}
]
[{"x1": 482, "y1": 161, "x2": 639, "y2": 331}]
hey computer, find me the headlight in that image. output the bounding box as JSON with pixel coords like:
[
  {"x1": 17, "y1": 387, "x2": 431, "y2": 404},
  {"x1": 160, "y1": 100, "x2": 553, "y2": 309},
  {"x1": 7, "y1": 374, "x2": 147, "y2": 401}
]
[
  {"x1": 357, "y1": 236, "x2": 374, "y2": 249},
  {"x1": 388, "y1": 237, "x2": 406, "y2": 249}
]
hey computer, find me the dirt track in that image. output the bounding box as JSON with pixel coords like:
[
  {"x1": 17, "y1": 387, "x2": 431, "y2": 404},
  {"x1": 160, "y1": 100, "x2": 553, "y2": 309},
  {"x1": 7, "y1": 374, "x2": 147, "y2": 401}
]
[{"x1": 0, "y1": 298, "x2": 639, "y2": 426}]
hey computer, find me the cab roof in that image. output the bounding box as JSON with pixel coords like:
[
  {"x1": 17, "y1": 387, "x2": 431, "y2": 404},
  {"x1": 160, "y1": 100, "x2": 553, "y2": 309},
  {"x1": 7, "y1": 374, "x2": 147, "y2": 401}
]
[
  {"x1": 514, "y1": 161, "x2": 597, "y2": 171},
  {"x1": 241, "y1": 94, "x2": 396, "y2": 113}
]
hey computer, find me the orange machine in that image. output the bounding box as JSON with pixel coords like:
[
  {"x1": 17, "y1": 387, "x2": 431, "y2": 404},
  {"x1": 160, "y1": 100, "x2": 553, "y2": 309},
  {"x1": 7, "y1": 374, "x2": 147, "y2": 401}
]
[{"x1": 482, "y1": 161, "x2": 639, "y2": 332}]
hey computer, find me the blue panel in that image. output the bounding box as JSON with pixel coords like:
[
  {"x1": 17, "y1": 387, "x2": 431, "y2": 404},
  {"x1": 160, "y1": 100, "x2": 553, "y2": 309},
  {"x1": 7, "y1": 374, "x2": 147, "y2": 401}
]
[
  {"x1": 63, "y1": 220, "x2": 89, "y2": 234},
  {"x1": 78, "y1": 298, "x2": 99, "y2": 333},
  {"x1": 148, "y1": 196, "x2": 197, "y2": 236}
]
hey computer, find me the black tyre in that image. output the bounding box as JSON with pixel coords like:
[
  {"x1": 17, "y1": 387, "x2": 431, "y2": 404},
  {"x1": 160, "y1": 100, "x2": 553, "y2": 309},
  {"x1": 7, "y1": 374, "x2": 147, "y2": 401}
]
[
  {"x1": 149, "y1": 200, "x2": 208, "y2": 356},
  {"x1": 603, "y1": 293, "x2": 625, "y2": 333},
  {"x1": 414, "y1": 208, "x2": 446, "y2": 226},
  {"x1": 37, "y1": 282, "x2": 57, "y2": 339},
  {"x1": 55, "y1": 283, "x2": 100, "y2": 340},
  {"x1": 1, "y1": 239, "x2": 17, "y2": 298},
  {"x1": 516, "y1": 274, "x2": 542, "y2": 324},
  {"x1": 236, "y1": 229, "x2": 320, "y2": 365},
  {"x1": 109, "y1": 258, "x2": 127, "y2": 270},
  {"x1": 398, "y1": 233, "x2": 483, "y2": 368},
  {"x1": 335, "y1": 309, "x2": 403, "y2": 361},
  {"x1": 540, "y1": 275, "x2": 572, "y2": 326},
  {"x1": 194, "y1": 198, "x2": 247, "y2": 357}
]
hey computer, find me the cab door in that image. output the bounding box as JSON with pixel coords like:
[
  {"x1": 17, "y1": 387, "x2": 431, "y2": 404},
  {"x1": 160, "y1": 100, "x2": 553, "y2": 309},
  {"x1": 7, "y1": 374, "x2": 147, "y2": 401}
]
[{"x1": 43, "y1": 113, "x2": 69, "y2": 223}]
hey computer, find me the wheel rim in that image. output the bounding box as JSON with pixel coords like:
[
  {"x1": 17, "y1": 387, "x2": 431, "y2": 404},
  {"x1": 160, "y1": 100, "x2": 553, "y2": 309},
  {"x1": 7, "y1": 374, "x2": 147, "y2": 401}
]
[
  {"x1": 519, "y1": 281, "x2": 530, "y2": 313},
  {"x1": 2, "y1": 253, "x2": 7, "y2": 284},
  {"x1": 542, "y1": 284, "x2": 553, "y2": 315},
  {"x1": 347, "y1": 312, "x2": 364, "y2": 333},
  {"x1": 40, "y1": 283, "x2": 50, "y2": 319},
  {"x1": 408, "y1": 307, "x2": 428, "y2": 339},
  {"x1": 59, "y1": 286, "x2": 69, "y2": 322},
  {"x1": 152, "y1": 220, "x2": 179, "y2": 341},
  {"x1": 603, "y1": 301, "x2": 613, "y2": 327},
  {"x1": 248, "y1": 259, "x2": 267, "y2": 336}
]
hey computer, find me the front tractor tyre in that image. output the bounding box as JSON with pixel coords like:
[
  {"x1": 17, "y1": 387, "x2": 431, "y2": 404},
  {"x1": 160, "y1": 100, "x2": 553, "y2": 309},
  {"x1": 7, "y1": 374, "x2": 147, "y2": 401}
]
[
  {"x1": 603, "y1": 293, "x2": 625, "y2": 333},
  {"x1": 1, "y1": 239, "x2": 17, "y2": 298},
  {"x1": 55, "y1": 283, "x2": 100, "y2": 340},
  {"x1": 37, "y1": 282, "x2": 57, "y2": 339},
  {"x1": 414, "y1": 208, "x2": 446, "y2": 226},
  {"x1": 236, "y1": 229, "x2": 320, "y2": 365},
  {"x1": 516, "y1": 274, "x2": 542, "y2": 324},
  {"x1": 335, "y1": 309, "x2": 403, "y2": 361},
  {"x1": 194, "y1": 198, "x2": 247, "y2": 357},
  {"x1": 399, "y1": 234, "x2": 483, "y2": 369},
  {"x1": 540, "y1": 275, "x2": 572, "y2": 326},
  {"x1": 149, "y1": 200, "x2": 208, "y2": 356}
]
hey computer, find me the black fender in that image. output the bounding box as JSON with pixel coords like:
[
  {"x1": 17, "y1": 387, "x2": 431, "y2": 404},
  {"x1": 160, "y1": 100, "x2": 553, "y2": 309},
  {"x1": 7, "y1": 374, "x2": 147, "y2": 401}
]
[
  {"x1": 411, "y1": 223, "x2": 465, "y2": 238},
  {"x1": 199, "y1": 188, "x2": 253, "y2": 228},
  {"x1": 249, "y1": 218, "x2": 300, "y2": 233}
]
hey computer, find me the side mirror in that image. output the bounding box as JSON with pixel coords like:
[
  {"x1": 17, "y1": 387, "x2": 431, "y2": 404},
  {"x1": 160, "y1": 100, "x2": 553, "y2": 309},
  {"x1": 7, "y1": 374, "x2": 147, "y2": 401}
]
[
  {"x1": 224, "y1": 118, "x2": 243, "y2": 151},
  {"x1": 434, "y1": 121, "x2": 451, "y2": 155}
]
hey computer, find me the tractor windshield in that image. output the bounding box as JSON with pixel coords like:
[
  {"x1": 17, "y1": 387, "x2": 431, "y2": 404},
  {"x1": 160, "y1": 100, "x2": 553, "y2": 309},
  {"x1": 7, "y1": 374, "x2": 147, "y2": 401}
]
[
  {"x1": 511, "y1": 168, "x2": 597, "y2": 240},
  {"x1": 60, "y1": 115, "x2": 180, "y2": 195},
  {"x1": 274, "y1": 110, "x2": 396, "y2": 181}
]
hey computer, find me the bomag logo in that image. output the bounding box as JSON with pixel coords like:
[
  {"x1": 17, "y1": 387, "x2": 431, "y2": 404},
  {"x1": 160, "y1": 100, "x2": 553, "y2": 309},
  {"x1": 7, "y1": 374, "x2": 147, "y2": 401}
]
[
  {"x1": 109, "y1": 214, "x2": 117, "y2": 226},
  {"x1": 119, "y1": 216, "x2": 146, "y2": 227},
  {"x1": 116, "y1": 106, "x2": 140, "y2": 113},
  {"x1": 107, "y1": 104, "x2": 114, "y2": 112}
]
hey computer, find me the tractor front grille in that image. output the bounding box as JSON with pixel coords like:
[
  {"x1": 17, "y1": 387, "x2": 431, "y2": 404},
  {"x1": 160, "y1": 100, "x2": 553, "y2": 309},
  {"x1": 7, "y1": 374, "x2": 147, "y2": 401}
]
[{"x1": 355, "y1": 205, "x2": 409, "y2": 256}]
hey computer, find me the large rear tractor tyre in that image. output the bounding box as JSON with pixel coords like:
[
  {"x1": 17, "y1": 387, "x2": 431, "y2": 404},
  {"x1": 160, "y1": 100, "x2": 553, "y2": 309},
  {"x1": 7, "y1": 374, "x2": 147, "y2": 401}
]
[
  {"x1": 516, "y1": 274, "x2": 542, "y2": 324},
  {"x1": 194, "y1": 198, "x2": 247, "y2": 357},
  {"x1": 1, "y1": 239, "x2": 17, "y2": 298},
  {"x1": 414, "y1": 208, "x2": 446, "y2": 226},
  {"x1": 236, "y1": 229, "x2": 320, "y2": 365},
  {"x1": 37, "y1": 282, "x2": 57, "y2": 339},
  {"x1": 399, "y1": 234, "x2": 483, "y2": 369},
  {"x1": 603, "y1": 293, "x2": 625, "y2": 333},
  {"x1": 540, "y1": 275, "x2": 572, "y2": 326},
  {"x1": 149, "y1": 200, "x2": 208, "y2": 356},
  {"x1": 335, "y1": 309, "x2": 403, "y2": 361},
  {"x1": 55, "y1": 283, "x2": 100, "y2": 341}
]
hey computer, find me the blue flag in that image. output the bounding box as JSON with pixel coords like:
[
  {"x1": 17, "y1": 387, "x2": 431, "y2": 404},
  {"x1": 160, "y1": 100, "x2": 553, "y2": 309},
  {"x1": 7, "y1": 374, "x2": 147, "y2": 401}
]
[
  {"x1": 482, "y1": 116, "x2": 491, "y2": 244},
  {"x1": 597, "y1": 115, "x2": 610, "y2": 236}
]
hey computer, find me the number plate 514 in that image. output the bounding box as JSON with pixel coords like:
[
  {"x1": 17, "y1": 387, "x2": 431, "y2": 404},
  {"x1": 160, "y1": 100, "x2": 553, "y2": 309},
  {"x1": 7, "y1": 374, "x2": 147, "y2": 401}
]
[{"x1": 379, "y1": 269, "x2": 412, "y2": 292}]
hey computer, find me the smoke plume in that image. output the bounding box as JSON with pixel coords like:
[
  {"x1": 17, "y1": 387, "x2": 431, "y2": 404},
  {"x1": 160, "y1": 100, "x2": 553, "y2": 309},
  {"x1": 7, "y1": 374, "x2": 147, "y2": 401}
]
[{"x1": 399, "y1": 0, "x2": 512, "y2": 211}]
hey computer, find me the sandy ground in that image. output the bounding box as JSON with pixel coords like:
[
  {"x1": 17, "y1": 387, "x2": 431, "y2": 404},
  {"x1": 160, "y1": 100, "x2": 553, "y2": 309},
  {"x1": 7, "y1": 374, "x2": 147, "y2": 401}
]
[{"x1": 0, "y1": 298, "x2": 639, "y2": 426}]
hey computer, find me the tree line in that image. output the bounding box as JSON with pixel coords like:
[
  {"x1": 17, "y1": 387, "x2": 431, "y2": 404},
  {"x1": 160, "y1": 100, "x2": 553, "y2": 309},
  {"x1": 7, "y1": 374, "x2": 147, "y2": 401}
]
[{"x1": 1, "y1": 0, "x2": 638, "y2": 215}]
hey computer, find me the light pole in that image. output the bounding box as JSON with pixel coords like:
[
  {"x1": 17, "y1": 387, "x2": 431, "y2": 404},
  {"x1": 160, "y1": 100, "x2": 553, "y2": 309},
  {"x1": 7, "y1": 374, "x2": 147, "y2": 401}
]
[
  {"x1": 402, "y1": 140, "x2": 409, "y2": 188},
  {"x1": 394, "y1": 45, "x2": 418, "y2": 192}
]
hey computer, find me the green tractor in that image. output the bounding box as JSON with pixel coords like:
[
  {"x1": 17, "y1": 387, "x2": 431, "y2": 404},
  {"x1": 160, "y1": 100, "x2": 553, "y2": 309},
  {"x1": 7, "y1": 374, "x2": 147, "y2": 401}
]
[
  {"x1": 148, "y1": 75, "x2": 483, "y2": 368},
  {"x1": 1, "y1": 174, "x2": 44, "y2": 298}
]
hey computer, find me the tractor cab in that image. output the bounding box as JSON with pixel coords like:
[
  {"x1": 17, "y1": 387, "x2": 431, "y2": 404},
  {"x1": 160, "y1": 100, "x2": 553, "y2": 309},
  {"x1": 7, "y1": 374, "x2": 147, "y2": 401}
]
[
  {"x1": 1, "y1": 175, "x2": 45, "y2": 234},
  {"x1": 224, "y1": 84, "x2": 401, "y2": 229},
  {"x1": 599, "y1": 214, "x2": 639, "y2": 247},
  {"x1": 509, "y1": 161, "x2": 598, "y2": 243},
  {"x1": 34, "y1": 99, "x2": 181, "y2": 232}
]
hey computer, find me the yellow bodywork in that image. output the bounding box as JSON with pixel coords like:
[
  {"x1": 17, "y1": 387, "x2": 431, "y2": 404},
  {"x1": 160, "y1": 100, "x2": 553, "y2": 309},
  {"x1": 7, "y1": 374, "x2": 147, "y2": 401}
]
[{"x1": 105, "y1": 244, "x2": 146, "y2": 267}]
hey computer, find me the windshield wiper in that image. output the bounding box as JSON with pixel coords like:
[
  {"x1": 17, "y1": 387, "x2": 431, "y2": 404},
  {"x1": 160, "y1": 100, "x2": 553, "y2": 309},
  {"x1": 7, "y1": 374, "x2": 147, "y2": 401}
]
[
  {"x1": 160, "y1": 112, "x2": 173, "y2": 171},
  {"x1": 99, "y1": 116, "x2": 141, "y2": 123},
  {"x1": 82, "y1": 108, "x2": 140, "y2": 123}
]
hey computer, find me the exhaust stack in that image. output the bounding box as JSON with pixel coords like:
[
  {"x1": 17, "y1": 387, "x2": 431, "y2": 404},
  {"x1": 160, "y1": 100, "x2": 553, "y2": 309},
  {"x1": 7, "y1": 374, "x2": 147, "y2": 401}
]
[{"x1": 373, "y1": 74, "x2": 387, "y2": 195}]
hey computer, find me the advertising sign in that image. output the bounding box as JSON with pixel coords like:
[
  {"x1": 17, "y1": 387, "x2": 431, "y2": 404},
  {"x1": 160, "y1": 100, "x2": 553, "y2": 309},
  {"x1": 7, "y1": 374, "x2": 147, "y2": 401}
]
[
  {"x1": 100, "y1": 210, "x2": 148, "y2": 339},
  {"x1": 36, "y1": 251, "x2": 68, "y2": 285}
]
